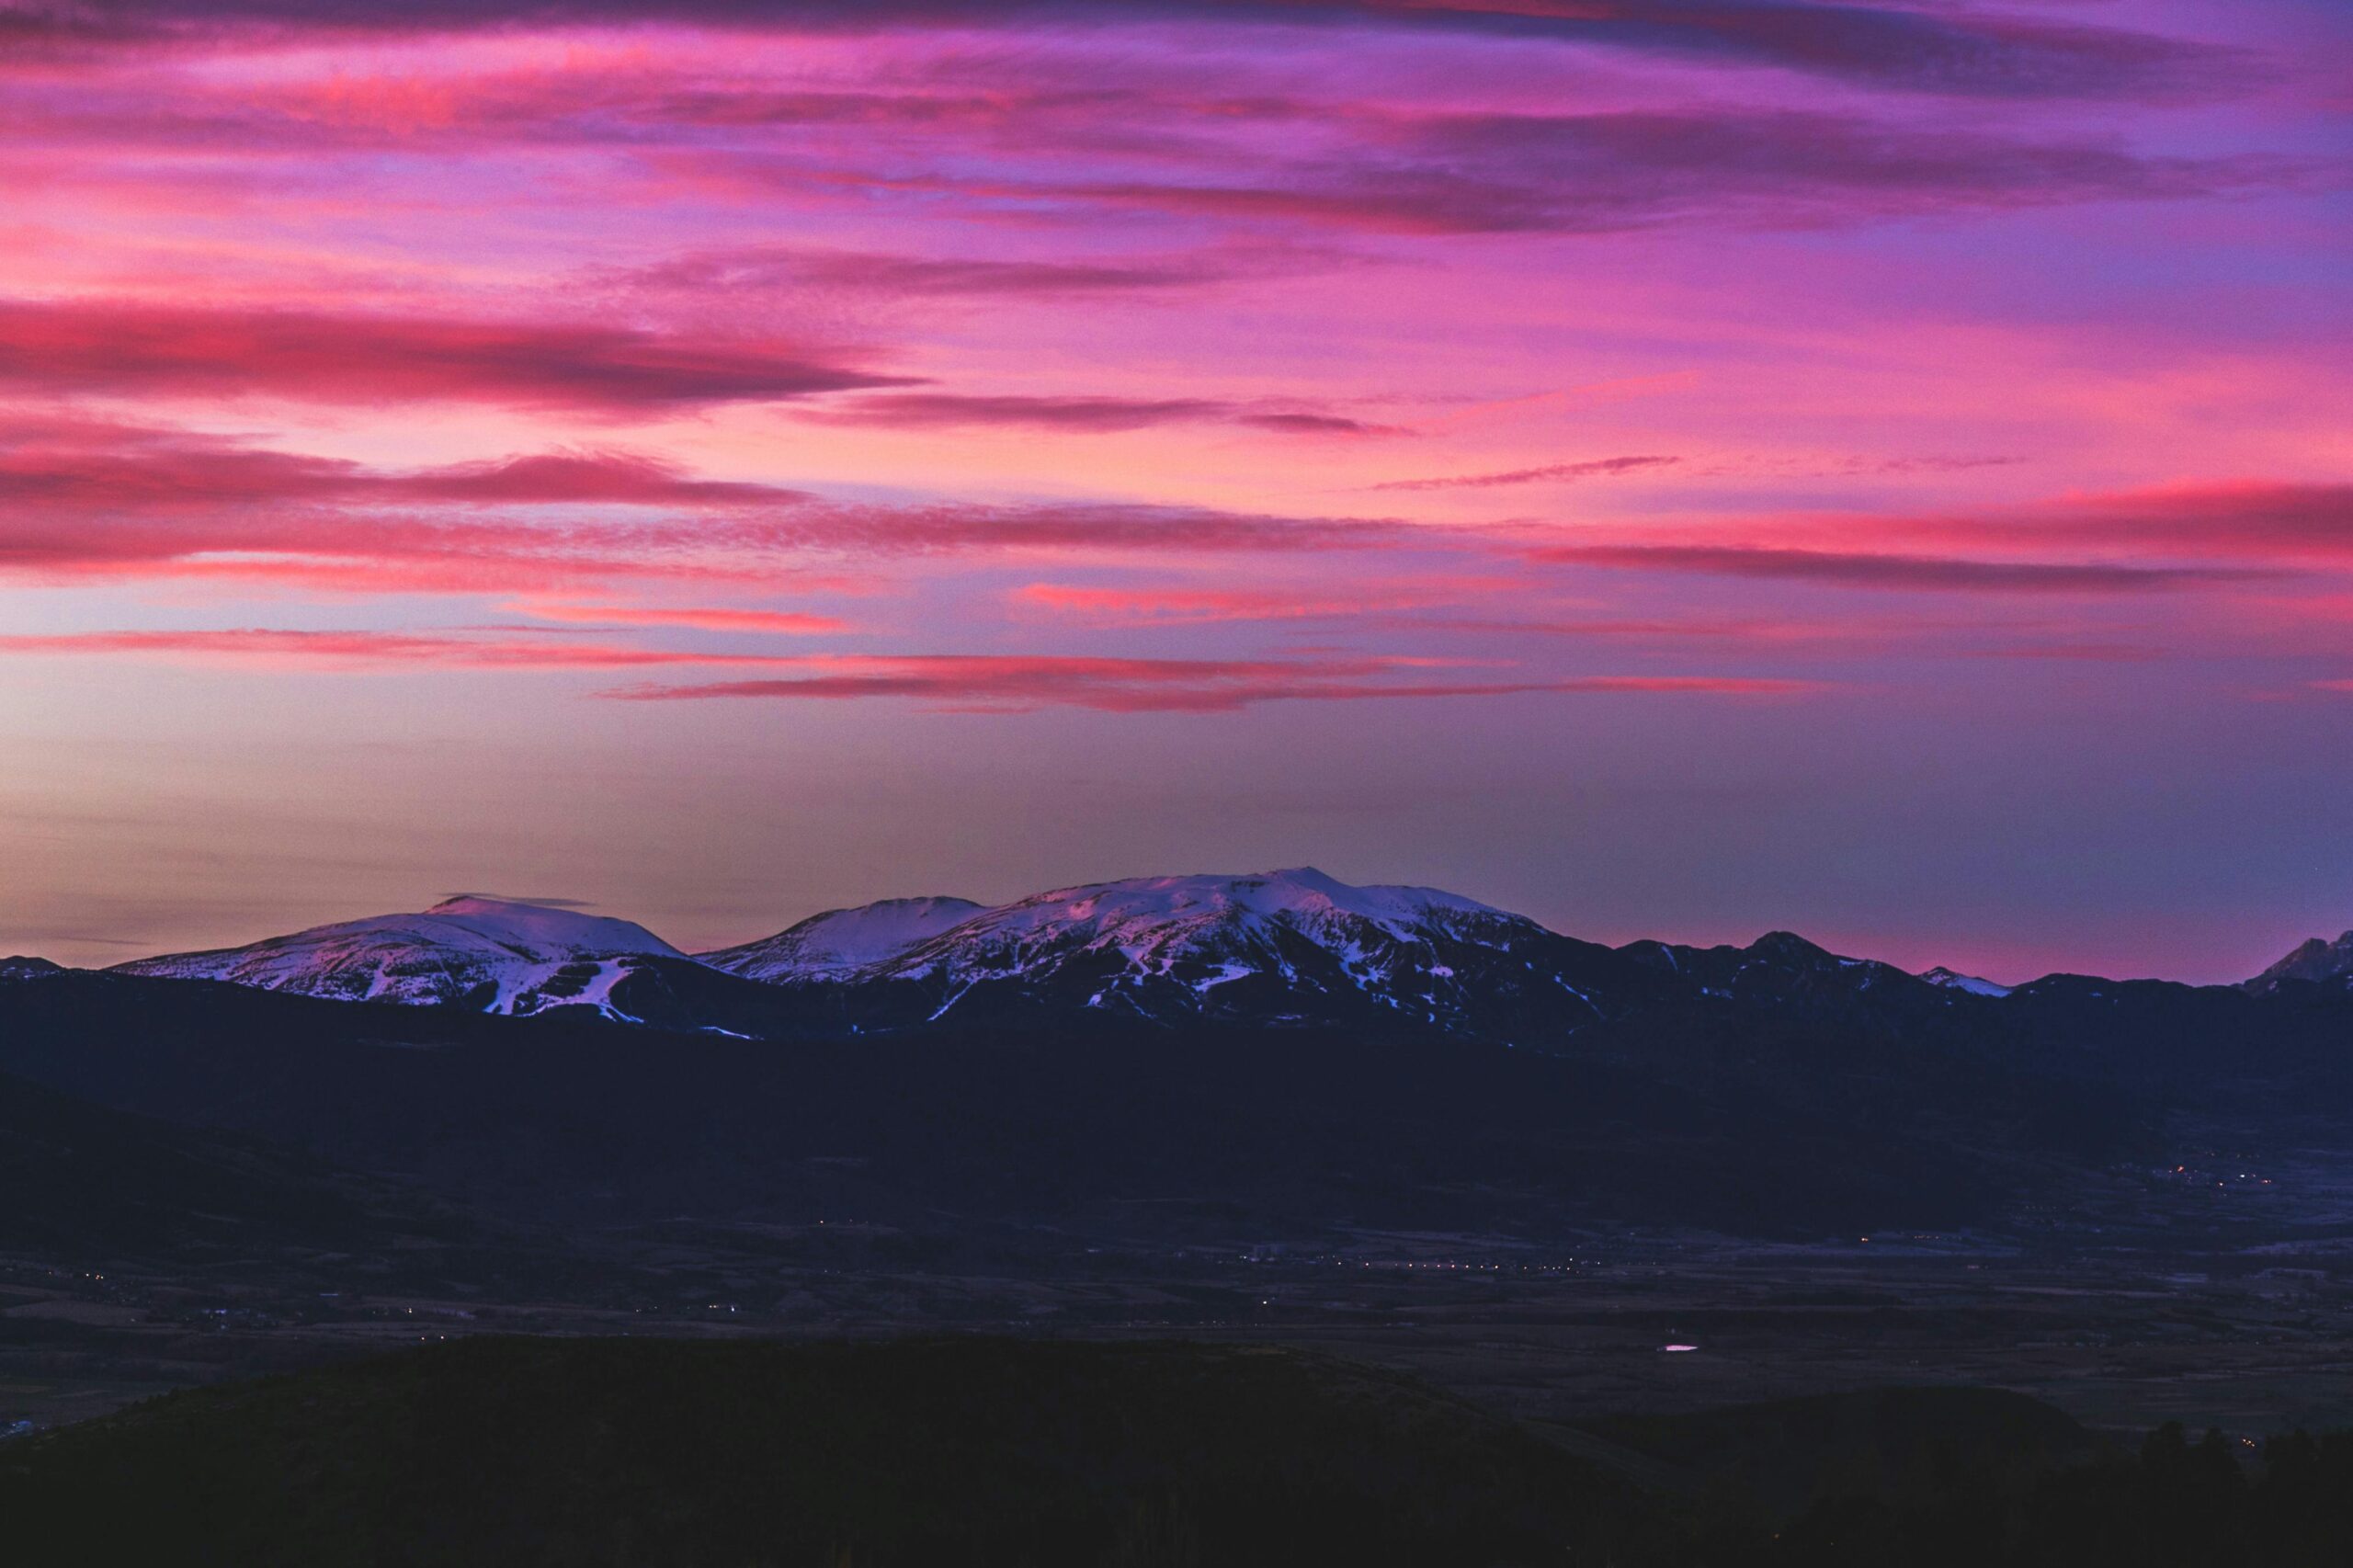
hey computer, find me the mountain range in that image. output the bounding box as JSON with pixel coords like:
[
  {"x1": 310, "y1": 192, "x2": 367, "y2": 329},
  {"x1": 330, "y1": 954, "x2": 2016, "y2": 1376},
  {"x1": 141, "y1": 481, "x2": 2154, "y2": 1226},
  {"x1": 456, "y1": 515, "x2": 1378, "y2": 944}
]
[
  {"x1": 63, "y1": 867, "x2": 2346, "y2": 1046},
  {"x1": 8, "y1": 867, "x2": 2353, "y2": 1249}
]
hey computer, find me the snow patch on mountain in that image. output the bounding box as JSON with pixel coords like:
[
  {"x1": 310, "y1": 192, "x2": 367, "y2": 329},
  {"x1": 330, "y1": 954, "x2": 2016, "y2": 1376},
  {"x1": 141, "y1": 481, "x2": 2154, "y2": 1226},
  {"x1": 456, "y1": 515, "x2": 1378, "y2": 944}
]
[{"x1": 1919, "y1": 966, "x2": 2013, "y2": 998}]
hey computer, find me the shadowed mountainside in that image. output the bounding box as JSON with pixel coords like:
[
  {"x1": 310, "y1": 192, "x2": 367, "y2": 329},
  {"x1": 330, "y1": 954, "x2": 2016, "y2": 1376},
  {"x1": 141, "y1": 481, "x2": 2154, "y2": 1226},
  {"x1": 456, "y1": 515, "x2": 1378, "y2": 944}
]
[
  {"x1": 0, "y1": 968, "x2": 2160, "y2": 1241},
  {"x1": 0, "y1": 1065, "x2": 471, "y2": 1263}
]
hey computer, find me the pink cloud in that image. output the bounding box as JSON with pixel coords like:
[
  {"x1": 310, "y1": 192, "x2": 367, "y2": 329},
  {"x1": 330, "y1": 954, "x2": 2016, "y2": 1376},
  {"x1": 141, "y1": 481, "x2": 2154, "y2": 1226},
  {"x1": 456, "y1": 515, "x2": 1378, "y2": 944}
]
[
  {"x1": 0, "y1": 629, "x2": 1809, "y2": 711},
  {"x1": 667, "y1": 106, "x2": 2295, "y2": 238},
  {"x1": 9, "y1": 2, "x2": 2237, "y2": 102},
  {"x1": 605, "y1": 244, "x2": 1312, "y2": 300},
  {"x1": 1892, "y1": 482, "x2": 2353, "y2": 564},
  {"x1": 507, "y1": 600, "x2": 850, "y2": 634},
  {"x1": 800, "y1": 392, "x2": 1234, "y2": 432},
  {"x1": 0, "y1": 421, "x2": 813, "y2": 510},
  {"x1": 0, "y1": 628, "x2": 825, "y2": 670},
  {"x1": 0, "y1": 506, "x2": 1398, "y2": 592},
  {"x1": 1404, "y1": 612, "x2": 2197, "y2": 665},
  {"x1": 1543, "y1": 484, "x2": 2353, "y2": 600},
  {"x1": 1233, "y1": 412, "x2": 1400, "y2": 437},
  {"x1": 0, "y1": 417, "x2": 1411, "y2": 590},
  {"x1": 1373, "y1": 454, "x2": 1677, "y2": 491},
  {"x1": 1963, "y1": 642, "x2": 2169, "y2": 663},
  {"x1": 1534, "y1": 543, "x2": 2273, "y2": 593},
  {"x1": 801, "y1": 392, "x2": 1399, "y2": 435},
  {"x1": 8, "y1": 417, "x2": 2335, "y2": 622},
  {"x1": 608, "y1": 656, "x2": 1813, "y2": 712},
  {"x1": 0, "y1": 298, "x2": 914, "y2": 411},
  {"x1": 1012, "y1": 577, "x2": 1516, "y2": 624}
]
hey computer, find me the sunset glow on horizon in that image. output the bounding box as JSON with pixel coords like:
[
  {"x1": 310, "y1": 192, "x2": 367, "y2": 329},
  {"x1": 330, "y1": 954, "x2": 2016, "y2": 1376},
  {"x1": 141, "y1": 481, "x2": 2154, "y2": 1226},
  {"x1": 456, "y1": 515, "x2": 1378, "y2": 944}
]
[{"x1": 2, "y1": 0, "x2": 2347, "y2": 983}]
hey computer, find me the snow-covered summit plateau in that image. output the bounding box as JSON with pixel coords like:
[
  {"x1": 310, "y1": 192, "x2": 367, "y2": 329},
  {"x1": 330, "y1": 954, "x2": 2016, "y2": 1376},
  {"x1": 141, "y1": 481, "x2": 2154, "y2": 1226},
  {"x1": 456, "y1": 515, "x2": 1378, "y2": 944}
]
[
  {"x1": 114, "y1": 895, "x2": 683, "y2": 1016},
  {"x1": 699, "y1": 896, "x2": 986, "y2": 982}
]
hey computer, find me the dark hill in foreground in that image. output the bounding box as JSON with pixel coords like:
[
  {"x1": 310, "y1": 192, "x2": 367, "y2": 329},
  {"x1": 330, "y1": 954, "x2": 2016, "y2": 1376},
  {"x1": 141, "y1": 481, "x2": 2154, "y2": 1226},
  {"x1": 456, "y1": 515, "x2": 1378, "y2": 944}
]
[
  {"x1": 0, "y1": 1336, "x2": 1665, "y2": 1568},
  {"x1": 1581, "y1": 1385, "x2": 2106, "y2": 1524},
  {"x1": 13, "y1": 1335, "x2": 2353, "y2": 1568}
]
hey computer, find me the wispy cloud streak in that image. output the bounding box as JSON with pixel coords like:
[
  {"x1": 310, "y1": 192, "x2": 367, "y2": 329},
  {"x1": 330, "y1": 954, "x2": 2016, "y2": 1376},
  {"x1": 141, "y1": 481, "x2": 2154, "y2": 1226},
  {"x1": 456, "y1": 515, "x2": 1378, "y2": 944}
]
[
  {"x1": 802, "y1": 392, "x2": 1397, "y2": 434},
  {"x1": 609, "y1": 658, "x2": 1810, "y2": 712},
  {"x1": 7, "y1": 2, "x2": 2244, "y2": 101},
  {"x1": 1535, "y1": 544, "x2": 2277, "y2": 593},
  {"x1": 0, "y1": 300, "x2": 913, "y2": 412},
  {"x1": 0, "y1": 628, "x2": 1810, "y2": 711},
  {"x1": 1374, "y1": 455, "x2": 1677, "y2": 491}
]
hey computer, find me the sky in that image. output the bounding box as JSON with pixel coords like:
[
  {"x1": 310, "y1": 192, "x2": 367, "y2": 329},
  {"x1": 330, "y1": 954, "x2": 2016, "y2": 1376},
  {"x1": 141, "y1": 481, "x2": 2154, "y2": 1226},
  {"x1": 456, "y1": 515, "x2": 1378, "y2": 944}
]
[{"x1": 0, "y1": 0, "x2": 2347, "y2": 983}]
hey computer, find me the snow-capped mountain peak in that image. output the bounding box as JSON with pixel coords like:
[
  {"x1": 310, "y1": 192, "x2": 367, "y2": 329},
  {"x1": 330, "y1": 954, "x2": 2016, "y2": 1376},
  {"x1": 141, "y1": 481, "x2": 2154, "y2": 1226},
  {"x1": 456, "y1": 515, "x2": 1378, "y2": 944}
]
[
  {"x1": 1919, "y1": 966, "x2": 2014, "y2": 998},
  {"x1": 413, "y1": 895, "x2": 685, "y2": 960},
  {"x1": 113, "y1": 897, "x2": 682, "y2": 1016},
  {"x1": 699, "y1": 896, "x2": 986, "y2": 982}
]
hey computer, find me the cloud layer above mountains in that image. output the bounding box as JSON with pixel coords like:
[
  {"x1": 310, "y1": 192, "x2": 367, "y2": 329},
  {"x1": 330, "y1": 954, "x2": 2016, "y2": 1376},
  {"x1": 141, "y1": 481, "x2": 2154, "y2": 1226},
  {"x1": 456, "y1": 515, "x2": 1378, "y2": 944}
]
[{"x1": 1, "y1": 0, "x2": 2346, "y2": 980}]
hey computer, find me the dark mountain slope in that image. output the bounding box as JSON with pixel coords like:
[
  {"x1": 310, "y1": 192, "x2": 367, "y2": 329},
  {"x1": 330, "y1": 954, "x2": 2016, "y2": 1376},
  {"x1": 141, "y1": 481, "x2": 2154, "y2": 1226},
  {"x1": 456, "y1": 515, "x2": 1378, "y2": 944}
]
[
  {"x1": 0, "y1": 1065, "x2": 468, "y2": 1263},
  {"x1": 1995, "y1": 975, "x2": 2353, "y2": 1119},
  {"x1": 0, "y1": 969, "x2": 2153, "y2": 1239},
  {"x1": 1621, "y1": 931, "x2": 1995, "y2": 1042},
  {"x1": 2245, "y1": 930, "x2": 2353, "y2": 995}
]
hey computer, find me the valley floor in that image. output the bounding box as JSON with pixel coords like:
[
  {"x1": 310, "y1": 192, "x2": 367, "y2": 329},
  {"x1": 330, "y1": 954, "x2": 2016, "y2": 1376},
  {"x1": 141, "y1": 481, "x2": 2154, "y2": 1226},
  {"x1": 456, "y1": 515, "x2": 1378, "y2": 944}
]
[{"x1": 10, "y1": 1210, "x2": 2353, "y2": 1448}]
